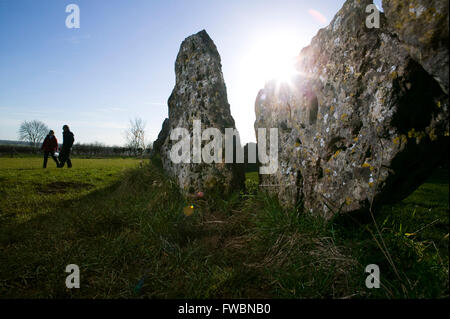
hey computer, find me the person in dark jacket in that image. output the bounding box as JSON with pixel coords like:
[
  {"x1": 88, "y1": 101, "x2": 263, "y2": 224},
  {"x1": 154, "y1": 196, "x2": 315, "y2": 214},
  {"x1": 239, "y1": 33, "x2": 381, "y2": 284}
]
[
  {"x1": 58, "y1": 125, "x2": 75, "y2": 168},
  {"x1": 41, "y1": 130, "x2": 59, "y2": 168}
]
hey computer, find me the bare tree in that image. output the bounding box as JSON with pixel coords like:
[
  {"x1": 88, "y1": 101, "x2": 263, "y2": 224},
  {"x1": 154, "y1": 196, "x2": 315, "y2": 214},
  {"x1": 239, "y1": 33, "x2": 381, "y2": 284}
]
[
  {"x1": 18, "y1": 120, "x2": 49, "y2": 149},
  {"x1": 124, "y1": 117, "x2": 146, "y2": 156}
]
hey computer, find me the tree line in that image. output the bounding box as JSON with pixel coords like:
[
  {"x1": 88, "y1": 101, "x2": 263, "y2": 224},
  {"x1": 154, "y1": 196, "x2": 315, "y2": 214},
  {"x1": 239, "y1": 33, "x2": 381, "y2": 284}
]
[{"x1": 4, "y1": 118, "x2": 152, "y2": 158}]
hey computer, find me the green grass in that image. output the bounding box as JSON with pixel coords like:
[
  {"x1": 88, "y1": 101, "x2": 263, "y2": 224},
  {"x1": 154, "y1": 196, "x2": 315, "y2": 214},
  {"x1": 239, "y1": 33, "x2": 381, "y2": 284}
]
[
  {"x1": 334, "y1": 167, "x2": 449, "y2": 298},
  {"x1": 0, "y1": 158, "x2": 448, "y2": 298},
  {"x1": 0, "y1": 157, "x2": 141, "y2": 224}
]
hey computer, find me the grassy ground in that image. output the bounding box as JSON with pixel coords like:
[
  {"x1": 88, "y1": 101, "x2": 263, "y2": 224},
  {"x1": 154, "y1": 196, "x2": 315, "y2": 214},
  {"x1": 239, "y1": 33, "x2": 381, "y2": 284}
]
[
  {"x1": 0, "y1": 157, "x2": 448, "y2": 298},
  {"x1": 0, "y1": 157, "x2": 141, "y2": 224}
]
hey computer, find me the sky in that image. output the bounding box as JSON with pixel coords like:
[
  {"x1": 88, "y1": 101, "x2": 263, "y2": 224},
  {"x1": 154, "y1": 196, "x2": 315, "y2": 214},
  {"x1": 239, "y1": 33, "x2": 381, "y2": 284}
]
[{"x1": 0, "y1": 0, "x2": 383, "y2": 146}]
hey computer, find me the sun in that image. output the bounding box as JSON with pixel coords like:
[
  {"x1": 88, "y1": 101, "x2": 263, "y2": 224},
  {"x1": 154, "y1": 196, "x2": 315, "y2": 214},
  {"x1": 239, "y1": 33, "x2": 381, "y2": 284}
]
[
  {"x1": 230, "y1": 31, "x2": 306, "y2": 143},
  {"x1": 258, "y1": 43, "x2": 299, "y2": 85},
  {"x1": 240, "y1": 33, "x2": 301, "y2": 89}
]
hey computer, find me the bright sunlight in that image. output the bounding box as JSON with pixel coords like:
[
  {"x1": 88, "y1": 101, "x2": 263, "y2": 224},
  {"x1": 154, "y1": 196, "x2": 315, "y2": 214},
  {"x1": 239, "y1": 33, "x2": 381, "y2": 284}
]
[
  {"x1": 241, "y1": 32, "x2": 301, "y2": 89},
  {"x1": 231, "y1": 31, "x2": 307, "y2": 142}
]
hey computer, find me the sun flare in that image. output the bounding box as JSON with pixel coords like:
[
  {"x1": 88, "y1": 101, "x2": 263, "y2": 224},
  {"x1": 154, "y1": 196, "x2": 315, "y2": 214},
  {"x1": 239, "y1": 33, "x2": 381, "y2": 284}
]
[
  {"x1": 241, "y1": 33, "x2": 301, "y2": 89},
  {"x1": 232, "y1": 31, "x2": 307, "y2": 142}
]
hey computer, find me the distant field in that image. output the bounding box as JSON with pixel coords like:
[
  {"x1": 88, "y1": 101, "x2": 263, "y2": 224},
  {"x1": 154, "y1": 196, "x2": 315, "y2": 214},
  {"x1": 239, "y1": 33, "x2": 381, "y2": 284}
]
[
  {"x1": 0, "y1": 157, "x2": 141, "y2": 223},
  {"x1": 0, "y1": 157, "x2": 448, "y2": 298}
]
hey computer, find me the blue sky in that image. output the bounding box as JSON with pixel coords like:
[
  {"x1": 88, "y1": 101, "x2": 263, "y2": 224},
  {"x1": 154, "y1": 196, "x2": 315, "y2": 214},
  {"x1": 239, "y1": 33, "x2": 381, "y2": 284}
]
[{"x1": 0, "y1": 0, "x2": 382, "y2": 146}]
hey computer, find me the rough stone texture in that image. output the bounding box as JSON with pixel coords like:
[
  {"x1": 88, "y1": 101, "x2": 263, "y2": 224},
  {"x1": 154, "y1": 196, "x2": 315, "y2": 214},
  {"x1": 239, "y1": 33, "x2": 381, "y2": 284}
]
[
  {"x1": 152, "y1": 118, "x2": 169, "y2": 155},
  {"x1": 255, "y1": 0, "x2": 449, "y2": 219},
  {"x1": 383, "y1": 0, "x2": 449, "y2": 94},
  {"x1": 154, "y1": 30, "x2": 245, "y2": 195}
]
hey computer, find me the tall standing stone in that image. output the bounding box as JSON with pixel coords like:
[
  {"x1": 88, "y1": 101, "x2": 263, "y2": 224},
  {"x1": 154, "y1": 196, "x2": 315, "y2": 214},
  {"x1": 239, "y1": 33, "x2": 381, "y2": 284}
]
[{"x1": 154, "y1": 30, "x2": 245, "y2": 195}]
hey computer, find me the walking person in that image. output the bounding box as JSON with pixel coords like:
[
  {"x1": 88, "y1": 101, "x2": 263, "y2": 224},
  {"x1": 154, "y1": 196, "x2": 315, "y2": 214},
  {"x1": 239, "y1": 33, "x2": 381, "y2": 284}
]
[
  {"x1": 41, "y1": 130, "x2": 59, "y2": 168},
  {"x1": 58, "y1": 125, "x2": 75, "y2": 168}
]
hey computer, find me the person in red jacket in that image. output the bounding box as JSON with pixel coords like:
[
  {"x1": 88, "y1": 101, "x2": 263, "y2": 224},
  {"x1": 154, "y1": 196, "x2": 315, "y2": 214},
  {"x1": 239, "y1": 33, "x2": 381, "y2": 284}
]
[{"x1": 41, "y1": 130, "x2": 59, "y2": 168}]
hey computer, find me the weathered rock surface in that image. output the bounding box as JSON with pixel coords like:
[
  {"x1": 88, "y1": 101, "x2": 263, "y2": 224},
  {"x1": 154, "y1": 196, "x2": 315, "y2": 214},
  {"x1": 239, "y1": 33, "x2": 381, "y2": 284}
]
[
  {"x1": 255, "y1": 0, "x2": 449, "y2": 219},
  {"x1": 383, "y1": 0, "x2": 449, "y2": 94},
  {"x1": 154, "y1": 30, "x2": 245, "y2": 195},
  {"x1": 152, "y1": 118, "x2": 169, "y2": 155}
]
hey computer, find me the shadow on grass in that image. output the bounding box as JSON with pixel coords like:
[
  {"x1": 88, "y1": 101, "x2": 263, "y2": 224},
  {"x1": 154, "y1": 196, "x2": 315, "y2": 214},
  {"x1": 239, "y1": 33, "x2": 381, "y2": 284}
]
[
  {"x1": 329, "y1": 166, "x2": 449, "y2": 298},
  {"x1": 0, "y1": 165, "x2": 170, "y2": 297},
  {"x1": 0, "y1": 163, "x2": 448, "y2": 299}
]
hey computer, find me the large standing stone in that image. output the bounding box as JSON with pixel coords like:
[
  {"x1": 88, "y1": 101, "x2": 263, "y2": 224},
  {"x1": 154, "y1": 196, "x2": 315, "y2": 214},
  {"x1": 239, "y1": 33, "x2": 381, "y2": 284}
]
[
  {"x1": 154, "y1": 30, "x2": 245, "y2": 195},
  {"x1": 255, "y1": 0, "x2": 449, "y2": 219}
]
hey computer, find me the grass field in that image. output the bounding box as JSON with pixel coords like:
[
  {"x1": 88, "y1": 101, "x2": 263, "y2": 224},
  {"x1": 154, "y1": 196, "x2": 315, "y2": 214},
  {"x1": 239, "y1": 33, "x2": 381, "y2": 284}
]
[
  {"x1": 0, "y1": 157, "x2": 448, "y2": 298},
  {"x1": 0, "y1": 157, "x2": 141, "y2": 224}
]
